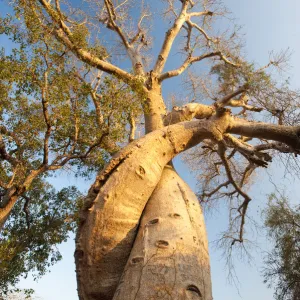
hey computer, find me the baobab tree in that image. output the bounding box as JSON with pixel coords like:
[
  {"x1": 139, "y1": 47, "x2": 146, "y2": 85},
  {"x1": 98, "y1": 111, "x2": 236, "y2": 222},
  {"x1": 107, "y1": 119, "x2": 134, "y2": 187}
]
[{"x1": 1, "y1": 1, "x2": 300, "y2": 300}]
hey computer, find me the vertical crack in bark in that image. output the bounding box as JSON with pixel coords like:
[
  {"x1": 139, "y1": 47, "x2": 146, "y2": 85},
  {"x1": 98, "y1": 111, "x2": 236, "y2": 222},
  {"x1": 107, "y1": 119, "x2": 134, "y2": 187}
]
[{"x1": 177, "y1": 182, "x2": 195, "y2": 229}]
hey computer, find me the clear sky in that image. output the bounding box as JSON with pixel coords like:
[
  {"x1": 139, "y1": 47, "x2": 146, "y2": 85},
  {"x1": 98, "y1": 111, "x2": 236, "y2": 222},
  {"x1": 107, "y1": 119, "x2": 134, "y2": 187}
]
[{"x1": 1, "y1": 0, "x2": 300, "y2": 299}]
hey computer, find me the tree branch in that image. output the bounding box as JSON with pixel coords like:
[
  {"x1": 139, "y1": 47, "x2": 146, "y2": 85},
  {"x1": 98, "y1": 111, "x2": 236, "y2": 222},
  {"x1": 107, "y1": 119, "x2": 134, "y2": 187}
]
[
  {"x1": 153, "y1": 1, "x2": 189, "y2": 74},
  {"x1": 0, "y1": 135, "x2": 19, "y2": 167},
  {"x1": 217, "y1": 142, "x2": 251, "y2": 203},
  {"x1": 128, "y1": 113, "x2": 136, "y2": 142},
  {"x1": 22, "y1": 194, "x2": 31, "y2": 229},
  {"x1": 37, "y1": 0, "x2": 135, "y2": 84},
  {"x1": 201, "y1": 180, "x2": 230, "y2": 200},
  {"x1": 103, "y1": 0, "x2": 130, "y2": 49},
  {"x1": 163, "y1": 102, "x2": 215, "y2": 125},
  {"x1": 224, "y1": 133, "x2": 272, "y2": 167},
  {"x1": 41, "y1": 52, "x2": 52, "y2": 166},
  {"x1": 158, "y1": 51, "x2": 225, "y2": 82},
  {"x1": 216, "y1": 85, "x2": 248, "y2": 107},
  {"x1": 230, "y1": 119, "x2": 300, "y2": 150}
]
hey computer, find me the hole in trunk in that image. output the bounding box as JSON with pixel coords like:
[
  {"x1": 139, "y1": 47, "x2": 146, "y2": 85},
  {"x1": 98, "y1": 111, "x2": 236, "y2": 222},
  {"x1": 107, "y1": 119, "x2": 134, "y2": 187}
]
[
  {"x1": 136, "y1": 166, "x2": 146, "y2": 178},
  {"x1": 169, "y1": 213, "x2": 181, "y2": 219},
  {"x1": 147, "y1": 218, "x2": 159, "y2": 225},
  {"x1": 187, "y1": 285, "x2": 202, "y2": 297},
  {"x1": 156, "y1": 240, "x2": 169, "y2": 248},
  {"x1": 131, "y1": 257, "x2": 144, "y2": 264}
]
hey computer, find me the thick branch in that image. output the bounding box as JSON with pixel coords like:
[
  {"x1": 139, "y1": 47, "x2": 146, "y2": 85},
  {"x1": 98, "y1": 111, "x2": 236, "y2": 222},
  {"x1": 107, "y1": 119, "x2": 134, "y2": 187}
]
[
  {"x1": 163, "y1": 103, "x2": 214, "y2": 125},
  {"x1": 255, "y1": 142, "x2": 300, "y2": 155},
  {"x1": 230, "y1": 119, "x2": 300, "y2": 150},
  {"x1": 153, "y1": 1, "x2": 189, "y2": 74},
  {"x1": 37, "y1": 0, "x2": 135, "y2": 84}
]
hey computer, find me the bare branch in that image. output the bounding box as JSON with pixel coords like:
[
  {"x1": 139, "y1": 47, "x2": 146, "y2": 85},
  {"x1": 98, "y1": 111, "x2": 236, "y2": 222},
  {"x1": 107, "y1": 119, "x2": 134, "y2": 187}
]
[
  {"x1": 224, "y1": 134, "x2": 272, "y2": 167},
  {"x1": 129, "y1": 11, "x2": 150, "y2": 46},
  {"x1": 216, "y1": 85, "x2": 248, "y2": 107},
  {"x1": 153, "y1": 1, "x2": 189, "y2": 74},
  {"x1": 239, "y1": 163, "x2": 256, "y2": 187},
  {"x1": 37, "y1": 0, "x2": 135, "y2": 84},
  {"x1": 201, "y1": 180, "x2": 230, "y2": 199},
  {"x1": 159, "y1": 51, "x2": 225, "y2": 82},
  {"x1": 217, "y1": 142, "x2": 251, "y2": 203},
  {"x1": 217, "y1": 142, "x2": 252, "y2": 244},
  {"x1": 0, "y1": 135, "x2": 19, "y2": 167},
  {"x1": 103, "y1": 0, "x2": 130, "y2": 49}
]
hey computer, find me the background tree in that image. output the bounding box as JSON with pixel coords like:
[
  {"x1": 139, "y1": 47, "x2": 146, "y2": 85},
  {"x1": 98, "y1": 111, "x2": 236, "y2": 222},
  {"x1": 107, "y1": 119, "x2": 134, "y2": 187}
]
[
  {"x1": 0, "y1": 183, "x2": 81, "y2": 297},
  {"x1": 0, "y1": 13, "x2": 141, "y2": 228},
  {"x1": 1, "y1": 1, "x2": 300, "y2": 300},
  {"x1": 0, "y1": 290, "x2": 42, "y2": 300},
  {"x1": 0, "y1": 12, "x2": 140, "y2": 295},
  {"x1": 263, "y1": 194, "x2": 300, "y2": 300}
]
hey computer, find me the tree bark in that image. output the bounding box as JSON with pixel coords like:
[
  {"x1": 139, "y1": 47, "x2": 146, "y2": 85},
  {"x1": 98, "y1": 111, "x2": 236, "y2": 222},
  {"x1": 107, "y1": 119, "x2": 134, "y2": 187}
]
[
  {"x1": 0, "y1": 188, "x2": 18, "y2": 230},
  {"x1": 144, "y1": 82, "x2": 166, "y2": 134},
  {"x1": 74, "y1": 121, "x2": 215, "y2": 300},
  {"x1": 0, "y1": 169, "x2": 45, "y2": 230},
  {"x1": 113, "y1": 165, "x2": 212, "y2": 300},
  {"x1": 75, "y1": 114, "x2": 300, "y2": 300}
]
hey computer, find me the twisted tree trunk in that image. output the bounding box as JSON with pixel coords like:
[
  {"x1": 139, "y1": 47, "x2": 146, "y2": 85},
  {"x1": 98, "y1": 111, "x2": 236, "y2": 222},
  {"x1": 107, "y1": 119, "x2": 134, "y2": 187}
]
[
  {"x1": 74, "y1": 120, "x2": 215, "y2": 300},
  {"x1": 113, "y1": 165, "x2": 212, "y2": 300},
  {"x1": 74, "y1": 105, "x2": 300, "y2": 299}
]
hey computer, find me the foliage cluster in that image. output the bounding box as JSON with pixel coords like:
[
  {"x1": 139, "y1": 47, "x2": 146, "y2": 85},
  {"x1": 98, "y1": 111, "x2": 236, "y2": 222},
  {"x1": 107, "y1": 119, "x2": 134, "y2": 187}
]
[
  {"x1": 0, "y1": 183, "x2": 82, "y2": 296},
  {"x1": 263, "y1": 194, "x2": 300, "y2": 300}
]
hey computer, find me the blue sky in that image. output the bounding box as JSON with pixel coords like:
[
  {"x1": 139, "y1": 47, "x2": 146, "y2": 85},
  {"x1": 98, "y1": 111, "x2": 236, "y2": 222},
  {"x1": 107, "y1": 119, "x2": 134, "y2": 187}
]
[{"x1": 1, "y1": 0, "x2": 300, "y2": 299}]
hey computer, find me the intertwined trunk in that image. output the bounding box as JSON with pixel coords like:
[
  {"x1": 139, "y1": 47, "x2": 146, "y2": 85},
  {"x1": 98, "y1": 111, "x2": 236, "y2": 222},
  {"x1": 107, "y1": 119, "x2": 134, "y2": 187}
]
[{"x1": 75, "y1": 82, "x2": 213, "y2": 300}]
